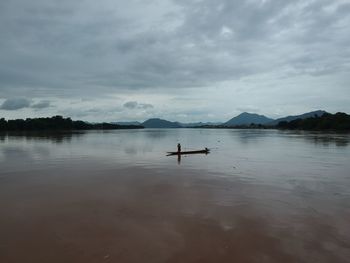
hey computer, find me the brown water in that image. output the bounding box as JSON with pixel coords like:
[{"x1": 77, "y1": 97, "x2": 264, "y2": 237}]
[{"x1": 0, "y1": 129, "x2": 350, "y2": 263}]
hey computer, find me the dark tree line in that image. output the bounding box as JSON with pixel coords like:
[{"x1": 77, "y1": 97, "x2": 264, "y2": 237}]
[
  {"x1": 277, "y1": 112, "x2": 350, "y2": 130},
  {"x1": 0, "y1": 116, "x2": 143, "y2": 131}
]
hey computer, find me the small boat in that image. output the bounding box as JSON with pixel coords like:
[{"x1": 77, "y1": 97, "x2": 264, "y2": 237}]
[{"x1": 167, "y1": 148, "x2": 210, "y2": 156}]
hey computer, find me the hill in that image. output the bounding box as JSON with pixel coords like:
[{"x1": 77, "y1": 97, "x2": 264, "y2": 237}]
[
  {"x1": 142, "y1": 118, "x2": 182, "y2": 128},
  {"x1": 269, "y1": 110, "x2": 327, "y2": 126},
  {"x1": 224, "y1": 112, "x2": 274, "y2": 126},
  {"x1": 277, "y1": 112, "x2": 350, "y2": 130}
]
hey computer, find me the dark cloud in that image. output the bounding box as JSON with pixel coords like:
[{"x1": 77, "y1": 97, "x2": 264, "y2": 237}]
[
  {"x1": 123, "y1": 101, "x2": 138, "y2": 109},
  {"x1": 123, "y1": 101, "x2": 154, "y2": 110},
  {"x1": 0, "y1": 98, "x2": 52, "y2": 111},
  {"x1": 0, "y1": 98, "x2": 31, "y2": 110}
]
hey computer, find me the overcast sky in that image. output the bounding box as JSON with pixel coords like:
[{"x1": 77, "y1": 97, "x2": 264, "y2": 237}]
[{"x1": 0, "y1": 0, "x2": 349, "y2": 122}]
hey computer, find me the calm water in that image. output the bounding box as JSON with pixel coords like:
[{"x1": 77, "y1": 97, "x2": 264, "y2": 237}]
[{"x1": 1, "y1": 129, "x2": 350, "y2": 262}]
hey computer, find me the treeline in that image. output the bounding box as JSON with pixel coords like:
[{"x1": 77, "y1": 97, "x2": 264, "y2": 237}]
[
  {"x1": 0, "y1": 116, "x2": 144, "y2": 131},
  {"x1": 277, "y1": 112, "x2": 350, "y2": 130}
]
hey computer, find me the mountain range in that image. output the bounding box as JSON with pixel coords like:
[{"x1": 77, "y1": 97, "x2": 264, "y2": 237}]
[
  {"x1": 115, "y1": 119, "x2": 223, "y2": 128},
  {"x1": 224, "y1": 112, "x2": 274, "y2": 126},
  {"x1": 114, "y1": 110, "x2": 329, "y2": 128},
  {"x1": 267, "y1": 110, "x2": 326, "y2": 125}
]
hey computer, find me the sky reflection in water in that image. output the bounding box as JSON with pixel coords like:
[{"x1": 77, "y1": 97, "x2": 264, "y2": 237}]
[{"x1": 1, "y1": 129, "x2": 350, "y2": 262}]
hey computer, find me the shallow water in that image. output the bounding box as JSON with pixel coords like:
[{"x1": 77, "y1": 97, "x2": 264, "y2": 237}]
[{"x1": 1, "y1": 129, "x2": 350, "y2": 262}]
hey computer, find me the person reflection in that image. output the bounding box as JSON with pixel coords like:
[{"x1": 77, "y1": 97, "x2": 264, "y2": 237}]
[{"x1": 177, "y1": 154, "x2": 181, "y2": 165}]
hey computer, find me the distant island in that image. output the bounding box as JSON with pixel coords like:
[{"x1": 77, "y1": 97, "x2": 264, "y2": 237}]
[
  {"x1": 0, "y1": 116, "x2": 143, "y2": 131},
  {"x1": 1, "y1": 111, "x2": 350, "y2": 131}
]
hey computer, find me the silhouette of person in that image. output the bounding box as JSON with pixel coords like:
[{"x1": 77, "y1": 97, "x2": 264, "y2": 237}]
[{"x1": 177, "y1": 143, "x2": 181, "y2": 153}]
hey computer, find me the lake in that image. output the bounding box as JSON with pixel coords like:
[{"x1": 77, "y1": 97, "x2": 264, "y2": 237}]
[{"x1": 1, "y1": 129, "x2": 350, "y2": 263}]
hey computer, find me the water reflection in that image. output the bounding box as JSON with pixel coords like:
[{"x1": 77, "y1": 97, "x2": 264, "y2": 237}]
[
  {"x1": 278, "y1": 130, "x2": 350, "y2": 147},
  {"x1": 124, "y1": 146, "x2": 137, "y2": 155},
  {"x1": 0, "y1": 129, "x2": 350, "y2": 262},
  {"x1": 305, "y1": 133, "x2": 350, "y2": 147},
  {"x1": 166, "y1": 151, "x2": 211, "y2": 165},
  {"x1": 1, "y1": 129, "x2": 349, "y2": 171},
  {"x1": 232, "y1": 129, "x2": 274, "y2": 145},
  {"x1": 1, "y1": 147, "x2": 35, "y2": 161},
  {"x1": 1, "y1": 162, "x2": 349, "y2": 262},
  {"x1": 0, "y1": 131, "x2": 86, "y2": 143},
  {"x1": 144, "y1": 129, "x2": 175, "y2": 139}
]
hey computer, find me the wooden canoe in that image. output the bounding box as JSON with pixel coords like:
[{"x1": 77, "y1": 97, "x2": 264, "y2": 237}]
[{"x1": 166, "y1": 149, "x2": 210, "y2": 156}]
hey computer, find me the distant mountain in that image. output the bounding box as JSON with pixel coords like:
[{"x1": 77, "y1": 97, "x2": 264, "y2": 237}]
[
  {"x1": 142, "y1": 118, "x2": 182, "y2": 128},
  {"x1": 268, "y1": 110, "x2": 327, "y2": 126},
  {"x1": 113, "y1": 121, "x2": 141, "y2": 126},
  {"x1": 113, "y1": 110, "x2": 329, "y2": 128},
  {"x1": 224, "y1": 112, "x2": 274, "y2": 126}
]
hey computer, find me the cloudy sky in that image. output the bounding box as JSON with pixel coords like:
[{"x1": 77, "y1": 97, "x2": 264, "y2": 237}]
[{"x1": 0, "y1": 0, "x2": 349, "y2": 122}]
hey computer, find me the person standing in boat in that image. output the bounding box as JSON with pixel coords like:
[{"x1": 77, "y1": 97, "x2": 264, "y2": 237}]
[{"x1": 177, "y1": 143, "x2": 181, "y2": 153}]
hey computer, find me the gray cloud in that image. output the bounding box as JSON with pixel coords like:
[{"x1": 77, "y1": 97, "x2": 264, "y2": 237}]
[
  {"x1": 123, "y1": 101, "x2": 138, "y2": 109},
  {"x1": 1, "y1": 0, "x2": 349, "y2": 95},
  {"x1": 236, "y1": 106, "x2": 260, "y2": 114},
  {"x1": 0, "y1": 0, "x2": 349, "y2": 119},
  {"x1": 0, "y1": 98, "x2": 52, "y2": 111},
  {"x1": 31, "y1": 100, "x2": 51, "y2": 109},
  {"x1": 123, "y1": 101, "x2": 154, "y2": 110},
  {"x1": 0, "y1": 98, "x2": 31, "y2": 110},
  {"x1": 139, "y1": 103, "x2": 154, "y2": 109}
]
